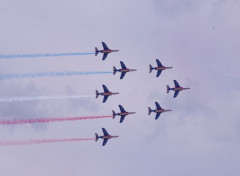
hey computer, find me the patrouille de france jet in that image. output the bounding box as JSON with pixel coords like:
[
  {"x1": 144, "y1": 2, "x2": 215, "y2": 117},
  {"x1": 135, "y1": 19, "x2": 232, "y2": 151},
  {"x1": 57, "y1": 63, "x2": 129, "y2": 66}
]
[
  {"x1": 167, "y1": 80, "x2": 190, "y2": 98},
  {"x1": 95, "y1": 42, "x2": 119, "y2": 60},
  {"x1": 96, "y1": 85, "x2": 119, "y2": 103},
  {"x1": 112, "y1": 105, "x2": 136, "y2": 123},
  {"x1": 95, "y1": 128, "x2": 119, "y2": 146},
  {"x1": 113, "y1": 61, "x2": 137, "y2": 79},
  {"x1": 148, "y1": 102, "x2": 172, "y2": 120},
  {"x1": 149, "y1": 59, "x2": 173, "y2": 77}
]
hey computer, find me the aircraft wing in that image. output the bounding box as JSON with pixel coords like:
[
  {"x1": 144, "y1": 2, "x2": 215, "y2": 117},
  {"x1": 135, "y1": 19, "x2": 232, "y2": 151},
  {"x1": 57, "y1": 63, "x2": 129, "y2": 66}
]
[
  {"x1": 155, "y1": 112, "x2": 161, "y2": 120},
  {"x1": 102, "y1": 139, "x2": 108, "y2": 146},
  {"x1": 120, "y1": 115, "x2": 126, "y2": 123},
  {"x1": 156, "y1": 59, "x2": 163, "y2": 67},
  {"x1": 102, "y1": 53, "x2": 108, "y2": 60},
  {"x1": 102, "y1": 42, "x2": 109, "y2": 50},
  {"x1": 156, "y1": 70, "x2": 162, "y2": 77},
  {"x1": 119, "y1": 105, "x2": 126, "y2": 113},
  {"x1": 120, "y1": 61, "x2": 127, "y2": 69},
  {"x1": 120, "y1": 72, "x2": 126, "y2": 79},
  {"x1": 102, "y1": 128, "x2": 109, "y2": 135},
  {"x1": 102, "y1": 85, "x2": 109, "y2": 92},
  {"x1": 174, "y1": 90, "x2": 180, "y2": 98},
  {"x1": 174, "y1": 80, "x2": 180, "y2": 87},
  {"x1": 155, "y1": 102, "x2": 162, "y2": 109},
  {"x1": 103, "y1": 95, "x2": 109, "y2": 103}
]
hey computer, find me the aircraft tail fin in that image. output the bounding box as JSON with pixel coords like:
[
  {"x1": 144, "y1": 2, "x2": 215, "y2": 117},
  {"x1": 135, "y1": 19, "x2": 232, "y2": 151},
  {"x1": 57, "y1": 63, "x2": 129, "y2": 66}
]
[
  {"x1": 113, "y1": 66, "x2": 117, "y2": 75},
  {"x1": 112, "y1": 110, "x2": 116, "y2": 119},
  {"x1": 95, "y1": 133, "x2": 99, "y2": 142},
  {"x1": 148, "y1": 107, "x2": 152, "y2": 115},
  {"x1": 167, "y1": 85, "x2": 170, "y2": 94},
  {"x1": 96, "y1": 90, "x2": 99, "y2": 98},
  {"x1": 149, "y1": 64, "x2": 153, "y2": 73},
  {"x1": 95, "y1": 47, "x2": 98, "y2": 56}
]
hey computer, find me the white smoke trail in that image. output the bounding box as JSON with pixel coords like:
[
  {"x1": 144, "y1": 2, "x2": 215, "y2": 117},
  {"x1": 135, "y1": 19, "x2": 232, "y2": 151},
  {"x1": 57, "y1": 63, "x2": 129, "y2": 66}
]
[{"x1": 0, "y1": 71, "x2": 113, "y2": 80}]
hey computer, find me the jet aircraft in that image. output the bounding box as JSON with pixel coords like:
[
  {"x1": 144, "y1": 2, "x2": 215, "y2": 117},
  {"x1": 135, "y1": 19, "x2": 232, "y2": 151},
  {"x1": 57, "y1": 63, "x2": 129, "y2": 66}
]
[
  {"x1": 95, "y1": 128, "x2": 119, "y2": 146},
  {"x1": 167, "y1": 80, "x2": 190, "y2": 98},
  {"x1": 95, "y1": 42, "x2": 119, "y2": 60},
  {"x1": 148, "y1": 102, "x2": 172, "y2": 120},
  {"x1": 149, "y1": 59, "x2": 173, "y2": 77},
  {"x1": 113, "y1": 61, "x2": 137, "y2": 79},
  {"x1": 112, "y1": 105, "x2": 136, "y2": 123},
  {"x1": 96, "y1": 85, "x2": 119, "y2": 103}
]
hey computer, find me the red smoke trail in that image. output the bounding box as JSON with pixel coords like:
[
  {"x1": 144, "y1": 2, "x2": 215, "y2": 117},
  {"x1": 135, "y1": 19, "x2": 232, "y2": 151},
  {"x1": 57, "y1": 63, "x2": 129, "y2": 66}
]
[
  {"x1": 0, "y1": 115, "x2": 113, "y2": 125},
  {"x1": 0, "y1": 138, "x2": 95, "y2": 146}
]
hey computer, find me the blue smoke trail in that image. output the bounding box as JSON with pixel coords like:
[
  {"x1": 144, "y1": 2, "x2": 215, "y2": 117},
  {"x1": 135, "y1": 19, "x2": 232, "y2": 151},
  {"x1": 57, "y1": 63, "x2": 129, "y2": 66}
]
[
  {"x1": 0, "y1": 71, "x2": 113, "y2": 80},
  {"x1": 0, "y1": 95, "x2": 94, "y2": 102},
  {"x1": 0, "y1": 52, "x2": 95, "y2": 59}
]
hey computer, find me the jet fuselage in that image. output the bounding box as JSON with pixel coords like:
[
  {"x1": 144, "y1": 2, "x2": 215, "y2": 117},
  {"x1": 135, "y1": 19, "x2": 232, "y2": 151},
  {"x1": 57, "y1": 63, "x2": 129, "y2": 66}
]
[
  {"x1": 100, "y1": 92, "x2": 119, "y2": 96},
  {"x1": 153, "y1": 66, "x2": 173, "y2": 70},
  {"x1": 171, "y1": 87, "x2": 190, "y2": 91},
  {"x1": 100, "y1": 49, "x2": 119, "y2": 53},
  {"x1": 117, "y1": 68, "x2": 137, "y2": 73},
  {"x1": 154, "y1": 109, "x2": 172, "y2": 113},
  {"x1": 116, "y1": 112, "x2": 136, "y2": 116},
  {"x1": 99, "y1": 135, "x2": 119, "y2": 139}
]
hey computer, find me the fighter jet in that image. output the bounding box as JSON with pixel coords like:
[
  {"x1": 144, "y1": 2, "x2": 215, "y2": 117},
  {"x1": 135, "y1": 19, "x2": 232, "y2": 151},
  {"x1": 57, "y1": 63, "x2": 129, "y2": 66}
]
[
  {"x1": 148, "y1": 102, "x2": 172, "y2": 120},
  {"x1": 149, "y1": 59, "x2": 173, "y2": 77},
  {"x1": 112, "y1": 105, "x2": 136, "y2": 123},
  {"x1": 95, "y1": 128, "x2": 119, "y2": 146},
  {"x1": 113, "y1": 61, "x2": 137, "y2": 79},
  {"x1": 96, "y1": 85, "x2": 119, "y2": 103},
  {"x1": 167, "y1": 80, "x2": 190, "y2": 98},
  {"x1": 95, "y1": 42, "x2": 119, "y2": 60}
]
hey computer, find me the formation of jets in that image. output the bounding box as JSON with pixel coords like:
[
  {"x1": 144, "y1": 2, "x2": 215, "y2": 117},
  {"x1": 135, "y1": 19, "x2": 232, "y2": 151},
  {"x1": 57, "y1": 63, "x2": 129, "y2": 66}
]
[{"x1": 94, "y1": 42, "x2": 190, "y2": 146}]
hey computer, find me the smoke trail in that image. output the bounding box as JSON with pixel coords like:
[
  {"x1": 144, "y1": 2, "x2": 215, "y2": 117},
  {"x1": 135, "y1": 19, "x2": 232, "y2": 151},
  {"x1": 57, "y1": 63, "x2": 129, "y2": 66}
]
[
  {"x1": 0, "y1": 95, "x2": 94, "y2": 102},
  {"x1": 0, "y1": 138, "x2": 95, "y2": 146},
  {"x1": 0, "y1": 71, "x2": 113, "y2": 80},
  {"x1": 0, "y1": 115, "x2": 113, "y2": 125},
  {"x1": 0, "y1": 52, "x2": 95, "y2": 59}
]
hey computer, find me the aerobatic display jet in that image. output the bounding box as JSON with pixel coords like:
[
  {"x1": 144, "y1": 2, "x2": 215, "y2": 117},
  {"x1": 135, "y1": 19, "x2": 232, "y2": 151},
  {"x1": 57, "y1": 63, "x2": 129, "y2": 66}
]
[
  {"x1": 149, "y1": 59, "x2": 173, "y2": 77},
  {"x1": 95, "y1": 42, "x2": 119, "y2": 60},
  {"x1": 167, "y1": 80, "x2": 190, "y2": 98},
  {"x1": 148, "y1": 102, "x2": 172, "y2": 120},
  {"x1": 113, "y1": 61, "x2": 137, "y2": 79},
  {"x1": 96, "y1": 85, "x2": 119, "y2": 103},
  {"x1": 112, "y1": 105, "x2": 136, "y2": 123},
  {"x1": 95, "y1": 128, "x2": 119, "y2": 146}
]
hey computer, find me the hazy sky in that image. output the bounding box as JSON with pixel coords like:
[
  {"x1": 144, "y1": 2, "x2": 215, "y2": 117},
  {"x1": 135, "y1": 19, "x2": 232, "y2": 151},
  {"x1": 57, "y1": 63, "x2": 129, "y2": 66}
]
[{"x1": 0, "y1": 0, "x2": 240, "y2": 176}]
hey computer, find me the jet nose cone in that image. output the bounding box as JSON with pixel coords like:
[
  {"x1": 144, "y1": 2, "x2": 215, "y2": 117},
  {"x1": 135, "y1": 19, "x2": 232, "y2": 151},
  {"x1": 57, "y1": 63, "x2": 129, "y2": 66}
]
[{"x1": 128, "y1": 112, "x2": 136, "y2": 115}]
